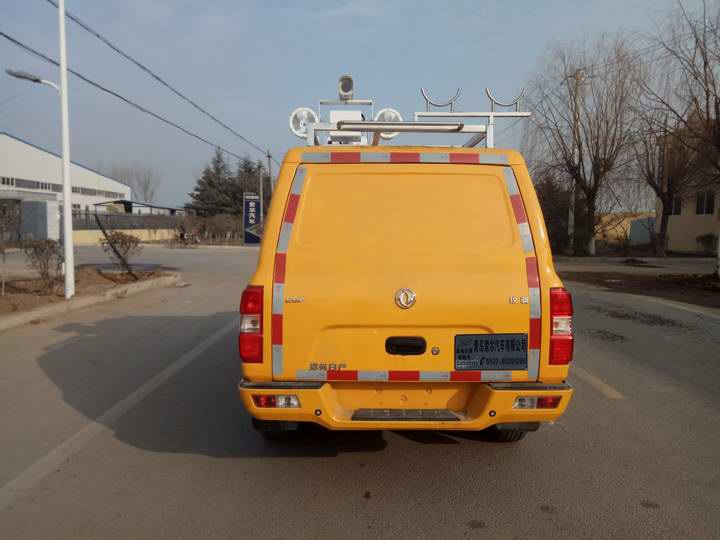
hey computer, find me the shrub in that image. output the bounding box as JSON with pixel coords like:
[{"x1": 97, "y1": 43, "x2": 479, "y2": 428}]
[
  {"x1": 100, "y1": 231, "x2": 143, "y2": 273},
  {"x1": 22, "y1": 239, "x2": 63, "y2": 294}
]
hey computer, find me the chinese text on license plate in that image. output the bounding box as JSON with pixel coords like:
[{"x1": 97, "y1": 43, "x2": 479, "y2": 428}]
[{"x1": 454, "y1": 334, "x2": 528, "y2": 371}]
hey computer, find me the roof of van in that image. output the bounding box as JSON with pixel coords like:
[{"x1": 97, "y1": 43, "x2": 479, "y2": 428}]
[{"x1": 282, "y1": 146, "x2": 526, "y2": 165}]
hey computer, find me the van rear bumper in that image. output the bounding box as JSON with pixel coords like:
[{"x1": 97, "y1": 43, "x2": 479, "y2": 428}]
[{"x1": 238, "y1": 379, "x2": 573, "y2": 431}]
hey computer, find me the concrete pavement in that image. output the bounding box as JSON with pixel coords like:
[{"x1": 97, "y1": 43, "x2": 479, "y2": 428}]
[{"x1": 0, "y1": 246, "x2": 718, "y2": 538}]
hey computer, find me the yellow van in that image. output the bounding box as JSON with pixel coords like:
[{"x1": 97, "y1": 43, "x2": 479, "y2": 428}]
[{"x1": 238, "y1": 146, "x2": 573, "y2": 442}]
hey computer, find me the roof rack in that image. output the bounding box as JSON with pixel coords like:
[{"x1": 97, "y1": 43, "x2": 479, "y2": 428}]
[{"x1": 289, "y1": 78, "x2": 531, "y2": 149}]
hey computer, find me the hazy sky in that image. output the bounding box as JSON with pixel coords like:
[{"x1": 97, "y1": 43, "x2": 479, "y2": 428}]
[{"x1": 0, "y1": 0, "x2": 695, "y2": 206}]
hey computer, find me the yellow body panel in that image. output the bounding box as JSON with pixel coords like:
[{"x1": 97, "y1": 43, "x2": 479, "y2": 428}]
[{"x1": 240, "y1": 146, "x2": 572, "y2": 430}]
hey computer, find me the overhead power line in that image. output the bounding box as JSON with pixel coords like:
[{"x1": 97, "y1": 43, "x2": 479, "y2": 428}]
[
  {"x1": 0, "y1": 30, "x2": 249, "y2": 162},
  {"x1": 44, "y1": 0, "x2": 280, "y2": 166}
]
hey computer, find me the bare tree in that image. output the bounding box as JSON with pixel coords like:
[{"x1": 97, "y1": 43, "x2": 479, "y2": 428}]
[
  {"x1": 638, "y1": 0, "x2": 720, "y2": 270},
  {"x1": 632, "y1": 63, "x2": 696, "y2": 257},
  {"x1": 524, "y1": 35, "x2": 641, "y2": 255},
  {"x1": 132, "y1": 166, "x2": 161, "y2": 204},
  {"x1": 98, "y1": 163, "x2": 161, "y2": 204}
]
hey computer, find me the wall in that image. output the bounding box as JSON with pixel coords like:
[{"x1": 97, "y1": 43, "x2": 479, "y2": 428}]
[
  {"x1": 73, "y1": 228, "x2": 175, "y2": 245},
  {"x1": 629, "y1": 216, "x2": 655, "y2": 246},
  {"x1": 595, "y1": 212, "x2": 654, "y2": 243},
  {"x1": 20, "y1": 200, "x2": 60, "y2": 240},
  {"x1": 657, "y1": 195, "x2": 720, "y2": 253}
]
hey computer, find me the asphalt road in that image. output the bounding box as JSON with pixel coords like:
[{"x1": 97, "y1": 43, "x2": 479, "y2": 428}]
[{"x1": 0, "y1": 246, "x2": 719, "y2": 539}]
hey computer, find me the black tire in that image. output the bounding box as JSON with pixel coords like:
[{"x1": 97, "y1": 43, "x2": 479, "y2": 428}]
[
  {"x1": 485, "y1": 426, "x2": 527, "y2": 442},
  {"x1": 252, "y1": 418, "x2": 297, "y2": 441},
  {"x1": 257, "y1": 427, "x2": 289, "y2": 441}
]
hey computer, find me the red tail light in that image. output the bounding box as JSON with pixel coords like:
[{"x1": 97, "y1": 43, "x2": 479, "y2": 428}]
[
  {"x1": 239, "y1": 285, "x2": 263, "y2": 363},
  {"x1": 536, "y1": 395, "x2": 562, "y2": 409},
  {"x1": 549, "y1": 287, "x2": 573, "y2": 365}
]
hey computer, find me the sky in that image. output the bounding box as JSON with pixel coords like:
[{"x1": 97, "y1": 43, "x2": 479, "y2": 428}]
[{"x1": 0, "y1": 0, "x2": 699, "y2": 206}]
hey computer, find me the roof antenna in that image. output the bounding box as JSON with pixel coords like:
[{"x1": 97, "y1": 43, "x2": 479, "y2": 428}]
[
  {"x1": 420, "y1": 87, "x2": 462, "y2": 112},
  {"x1": 485, "y1": 87, "x2": 525, "y2": 112}
]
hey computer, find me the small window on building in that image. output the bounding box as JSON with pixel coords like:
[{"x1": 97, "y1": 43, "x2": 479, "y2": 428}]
[
  {"x1": 671, "y1": 195, "x2": 682, "y2": 216},
  {"x1": 695, "y1": 191, "x2": 716, "y2": 215},
  {"x1": 72, "y1": 204, "x2": 81, "y2": 211}
]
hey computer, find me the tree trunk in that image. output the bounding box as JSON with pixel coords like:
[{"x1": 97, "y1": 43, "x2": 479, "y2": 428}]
[
  {"x1": 584, "y1": 195, "x2": 596, "y2": 256},
  {"x1": 655, "y1": 196, "x2": 671, "y2": 257},
  {"x1": 572, "y1": 191, "x2": 590, "y2": 256},
  {"x1": 1, "y1": 249, "x2": 5, "y2": 297},
  {"x1": 716, "y1": 222, "x2": 720, "y2": 278}
]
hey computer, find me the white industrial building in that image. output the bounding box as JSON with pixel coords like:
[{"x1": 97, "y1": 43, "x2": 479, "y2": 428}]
[{"x1": 0, "y1": 132, "x2": 131, "y2": 240}]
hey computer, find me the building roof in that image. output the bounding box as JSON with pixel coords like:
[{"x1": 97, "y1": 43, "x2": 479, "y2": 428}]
[{"x1": 0, "y1": 131, "x2": 132, "y2": 189}]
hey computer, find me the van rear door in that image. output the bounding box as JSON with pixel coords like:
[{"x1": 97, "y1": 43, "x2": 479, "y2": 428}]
[{"x1": 270, "y1": 162, "x2": 541, "y2": 383}]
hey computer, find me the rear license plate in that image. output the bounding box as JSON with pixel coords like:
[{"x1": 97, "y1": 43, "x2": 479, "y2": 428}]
[{"x1": 454, "y1": 334, "x2": 528, "y2": 371}]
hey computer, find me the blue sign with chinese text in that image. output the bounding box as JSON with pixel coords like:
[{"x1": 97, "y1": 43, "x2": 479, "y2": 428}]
[{"x1": 243, "y1": 192, "x2": 261, "y2": 245}]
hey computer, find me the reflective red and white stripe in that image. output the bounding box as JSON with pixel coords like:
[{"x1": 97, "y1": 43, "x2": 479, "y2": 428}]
[
  {"x1": 503, "y1": 166, "x2": 541, "y2": 379},
  {"x1": 271, "y1": 166, "x2": 306, "y2": 376},
  {"x1": 295, "y1": 369, "x2": 513, "y2": 382},
  {"x1": 302, "y1": 151, "x2": 509, "y2": 165}
]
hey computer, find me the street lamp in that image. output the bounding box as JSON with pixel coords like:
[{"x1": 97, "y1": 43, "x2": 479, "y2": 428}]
[
  {"x1": 6, "y1": 68, "x2": 75, "y2": 297},
  {"x1": 6, "y1": 69, "x2": 60, "y2": 93}
]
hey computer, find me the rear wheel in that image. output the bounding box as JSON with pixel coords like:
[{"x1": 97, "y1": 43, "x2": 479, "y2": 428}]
[{"x1": 252, "y1": 418, "x2": 299, "y2": 441}]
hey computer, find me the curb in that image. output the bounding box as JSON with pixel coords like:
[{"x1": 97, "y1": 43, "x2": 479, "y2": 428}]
[
  {"x1": 0, "y1": 272, "x2": 181, "y2": 334},
  {"x1": 196, "y1": 244, "x2": 259, "y2": 250}
]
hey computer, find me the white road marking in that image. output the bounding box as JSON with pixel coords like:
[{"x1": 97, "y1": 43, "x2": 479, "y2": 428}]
[
  {"x1": 571, "y1": 365, "x2": 625, "y2": 400},
  {"x1": 0, "y1": 317, "x2": 238, "y2": 511}
]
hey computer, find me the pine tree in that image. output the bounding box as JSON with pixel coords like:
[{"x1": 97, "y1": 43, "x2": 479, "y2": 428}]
[{"x1": 187, "y1": 148, "x2": 235, "y2": 217}]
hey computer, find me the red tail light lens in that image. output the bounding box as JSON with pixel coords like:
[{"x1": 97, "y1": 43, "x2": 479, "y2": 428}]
[
  {"x1": 549, "y1": 287, "x2": 573, "y2": 365},
  {"x1": 536, "y1": 395, "x2": 562, "y2": 409},
  {"x1": 252, "y1": 394, "x2": 276, "y2": 408},
  {"x1": 239, "y1": 285, "x2": 263, "y2": 363}
]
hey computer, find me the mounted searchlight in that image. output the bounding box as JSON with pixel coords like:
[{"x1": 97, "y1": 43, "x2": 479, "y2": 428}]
[
  {"x1": 373, "y1": 108, "x2": 403, "y2": 139},
  {"x1": 289, "y1": 107, "x2": 319, "y2": 139}
]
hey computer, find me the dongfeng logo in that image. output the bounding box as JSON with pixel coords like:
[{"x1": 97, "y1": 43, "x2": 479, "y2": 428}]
[{"x1": 395, "y1": 288, "x2": 416, "y2": 309}]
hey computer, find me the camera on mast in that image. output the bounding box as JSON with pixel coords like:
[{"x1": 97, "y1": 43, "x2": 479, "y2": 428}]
[{"x1": 338, "y1": 75, "x2": 354, "y2": 101}]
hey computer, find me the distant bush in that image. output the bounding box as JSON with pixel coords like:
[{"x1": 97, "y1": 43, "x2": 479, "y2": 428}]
[
  {"x1": 205, "y1": 214, "x2": 243, "y2": 243},
  {"x1": 22, "y1": 239, "x2": 63, "y2": 294},
  {"x1": 101, "y1": 231, "x2": 143, "y2": 273}
]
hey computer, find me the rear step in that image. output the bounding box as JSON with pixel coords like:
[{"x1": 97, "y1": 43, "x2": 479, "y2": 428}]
[{"x1": 351, "y1": 409, "x2": 460, "y2": 421}]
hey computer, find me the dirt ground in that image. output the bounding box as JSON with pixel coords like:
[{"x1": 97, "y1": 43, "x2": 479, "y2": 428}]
[
  {"x1": 560, "y1": 271, "x2": 720, "y2": 310},
  {"x1": 0, "y1": 265, "x2": 163, "y2": 316}
]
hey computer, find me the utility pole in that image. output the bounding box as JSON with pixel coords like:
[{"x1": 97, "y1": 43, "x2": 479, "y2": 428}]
[
  {"x1": 565, "y1": 69, "x2": 594, "y2": 256},
  {"x1": 258, "y1": 163, "x2": 264, "y2": 226},
  {"x1": 266, "y1": 150, "x2": 273, "y2": 195}
]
